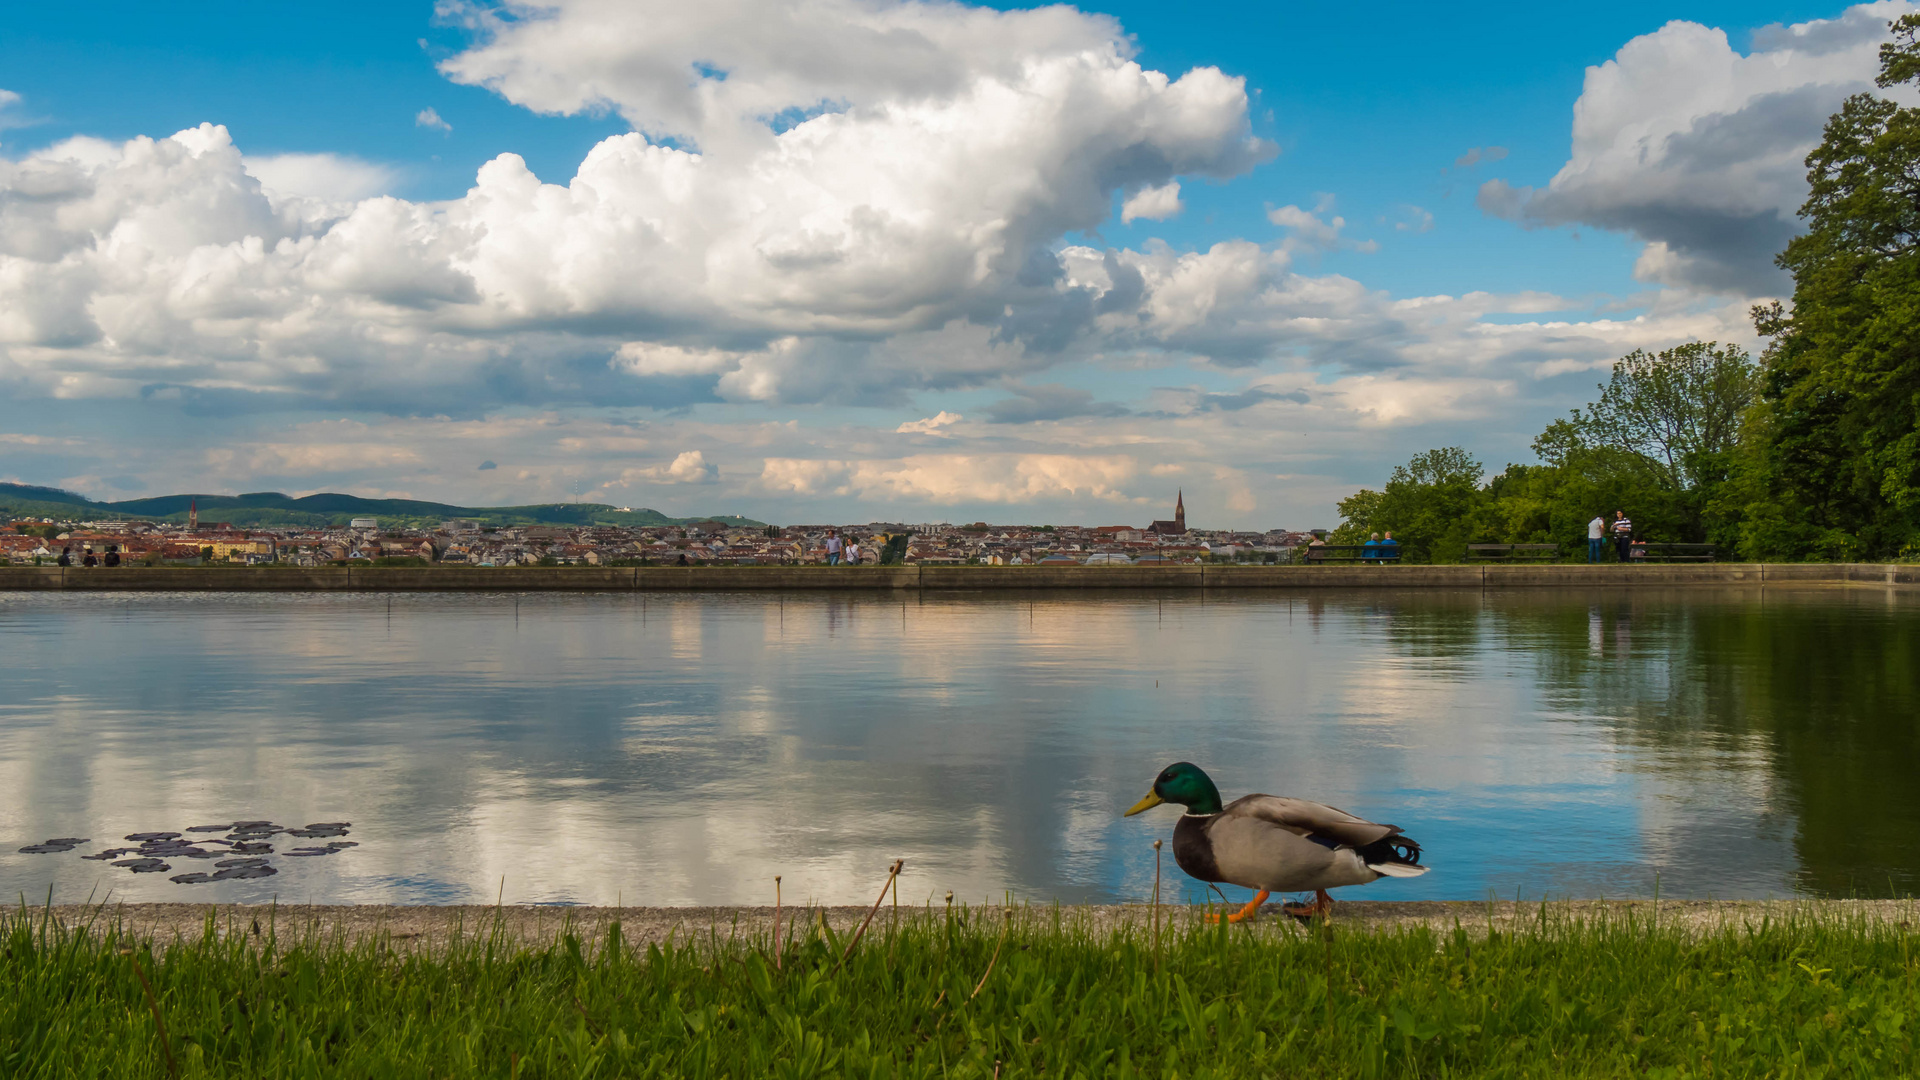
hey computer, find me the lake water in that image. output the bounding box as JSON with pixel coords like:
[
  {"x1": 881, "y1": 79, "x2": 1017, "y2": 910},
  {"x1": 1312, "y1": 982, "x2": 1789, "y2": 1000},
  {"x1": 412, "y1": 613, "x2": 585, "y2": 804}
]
[{"x1": 2, "y1": 587, "x2": 1916, "y2": 909}]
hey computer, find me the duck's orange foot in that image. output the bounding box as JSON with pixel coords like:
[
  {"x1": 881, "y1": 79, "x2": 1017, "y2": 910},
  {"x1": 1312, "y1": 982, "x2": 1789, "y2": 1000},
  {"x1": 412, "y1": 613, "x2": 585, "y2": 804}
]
[
  {"x1": 1204, "y1": 889, "x2": 1271, "y2": 923},
  {"x1": 1281, "y1": 890, "x2": 1334, "y2": 921}
]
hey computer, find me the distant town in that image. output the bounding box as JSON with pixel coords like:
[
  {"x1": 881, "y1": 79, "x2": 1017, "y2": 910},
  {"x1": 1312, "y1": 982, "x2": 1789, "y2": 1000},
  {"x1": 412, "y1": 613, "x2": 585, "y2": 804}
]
[{"x1": 3, "y1": 491, "x2": 1316, "y2": 567}]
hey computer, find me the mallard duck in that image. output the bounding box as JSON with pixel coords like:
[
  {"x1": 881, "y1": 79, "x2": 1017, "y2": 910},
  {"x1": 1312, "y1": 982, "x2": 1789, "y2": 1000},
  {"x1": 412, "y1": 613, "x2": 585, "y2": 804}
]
[{"x1": 1124, "y1": 761, "x2": 1428, "y2": 920}]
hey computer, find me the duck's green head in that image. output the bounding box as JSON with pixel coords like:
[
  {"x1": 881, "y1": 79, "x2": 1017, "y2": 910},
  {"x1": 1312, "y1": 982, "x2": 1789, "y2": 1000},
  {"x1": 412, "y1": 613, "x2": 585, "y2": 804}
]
[{"x1": 1124, "y1": 761, "x2": 1224, "y2": 817}]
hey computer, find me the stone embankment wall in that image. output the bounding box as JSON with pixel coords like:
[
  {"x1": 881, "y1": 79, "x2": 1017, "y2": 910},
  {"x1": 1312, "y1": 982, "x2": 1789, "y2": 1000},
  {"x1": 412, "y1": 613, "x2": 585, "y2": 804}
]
[{"x1": 0, "y1": 563, "x2": 1915, "y2": 591}]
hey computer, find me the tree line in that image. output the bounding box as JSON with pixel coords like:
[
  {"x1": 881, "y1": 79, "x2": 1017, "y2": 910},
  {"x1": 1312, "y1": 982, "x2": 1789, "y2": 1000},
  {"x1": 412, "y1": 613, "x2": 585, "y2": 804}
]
[{"x1": 1334, "y1": 16, "x2": 1920, "y2": 564}]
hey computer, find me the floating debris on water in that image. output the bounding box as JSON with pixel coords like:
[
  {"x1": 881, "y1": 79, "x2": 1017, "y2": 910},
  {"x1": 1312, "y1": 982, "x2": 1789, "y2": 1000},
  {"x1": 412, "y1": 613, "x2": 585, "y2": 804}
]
[
  {"x1": 210, "y1": 865, "x2": 276, "y2": 880},
  {"x1": 288, "y1": 822, "x2": 351, "y2": 837},
  {"x1": 18, "y1": 819, "x2": 352, "y2": 883}
]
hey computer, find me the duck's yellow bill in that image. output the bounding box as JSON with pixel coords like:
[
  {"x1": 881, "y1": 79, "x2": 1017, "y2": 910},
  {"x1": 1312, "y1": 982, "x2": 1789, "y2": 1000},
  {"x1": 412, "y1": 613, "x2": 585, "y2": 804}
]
[{"x1": 1123, "y1": 791, "x2": 1164, "y2": 817}]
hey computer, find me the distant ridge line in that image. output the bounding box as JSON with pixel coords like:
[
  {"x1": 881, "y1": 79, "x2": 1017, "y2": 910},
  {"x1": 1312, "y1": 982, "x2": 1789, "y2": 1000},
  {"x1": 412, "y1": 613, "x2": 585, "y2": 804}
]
[{"x1": 0, "y1": 482, "x2": 763, "y2": 529}]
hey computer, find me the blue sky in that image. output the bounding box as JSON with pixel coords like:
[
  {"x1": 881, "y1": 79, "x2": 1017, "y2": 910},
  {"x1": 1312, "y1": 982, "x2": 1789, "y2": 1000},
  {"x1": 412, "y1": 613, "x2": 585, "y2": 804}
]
[{"x1": 0, "y1": 1, "x2": 1901, "y2": 526}]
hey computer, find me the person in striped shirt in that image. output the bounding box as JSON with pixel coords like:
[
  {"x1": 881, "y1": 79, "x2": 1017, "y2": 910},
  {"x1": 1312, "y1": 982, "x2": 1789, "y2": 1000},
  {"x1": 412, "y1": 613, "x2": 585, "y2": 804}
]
[{"x1": 1612, "y1": 511, "x2": 1634, "y2": 563}]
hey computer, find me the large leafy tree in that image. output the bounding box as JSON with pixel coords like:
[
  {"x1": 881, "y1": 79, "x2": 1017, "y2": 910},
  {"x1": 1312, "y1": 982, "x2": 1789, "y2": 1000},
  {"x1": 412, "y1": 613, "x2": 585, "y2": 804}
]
[
  {"x1": 1531, "y1": 342, "x2": 1760, "y2": 548},
  {"x1": 1337, "y1": 447, "x2": 1484, "y2": 562},
  {"x1": 1535, "y1": 343, "x2": 1759, "y2": 493},
  {"x1": 1754, "y1": 14, "x2": 1920, "y2": 557}
]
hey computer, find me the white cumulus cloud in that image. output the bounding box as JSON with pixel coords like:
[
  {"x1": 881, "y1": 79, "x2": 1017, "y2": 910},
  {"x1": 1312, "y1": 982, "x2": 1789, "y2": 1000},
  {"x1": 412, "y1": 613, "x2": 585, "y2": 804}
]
[
  {"x1": 1478, "y1": 0, "x2": 1919, "y2": 295},
  {"x1": 0, "y1": 0, "x2": 1269, "y2": 410},
  {"x1": 244, "y1": 151, "x2": 400, "y2": 204},
  {"x1": 415, "y1": 107, "x2": 452, "y2": 133},
  {"x1": 895, "y1": 410, "x2": 964, "y2": 434},
  {"x1": 1121, "y1": 181, "x2": 1182, "y2": 223},
  {"x1": 1267, "y1": 203, "x2": 1377, "y2": 254},
  {"x1": 629, "y1": 449, "x2": 717, "y2": 483}
]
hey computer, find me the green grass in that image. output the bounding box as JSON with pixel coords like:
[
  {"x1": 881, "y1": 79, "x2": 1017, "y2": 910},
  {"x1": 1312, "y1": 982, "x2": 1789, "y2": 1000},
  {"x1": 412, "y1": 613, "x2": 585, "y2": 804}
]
[{"x1": 4, "y1": 903, "x2": 1916, "y2": 1078}]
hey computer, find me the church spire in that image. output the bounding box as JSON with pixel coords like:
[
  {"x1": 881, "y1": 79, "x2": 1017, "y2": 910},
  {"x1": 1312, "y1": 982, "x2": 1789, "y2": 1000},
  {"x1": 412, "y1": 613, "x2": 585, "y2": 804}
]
[
  {"x1": 188, "y1": 497, "x2": 198, "y2": 532},
  {"x1": 1174, "y1": 489, "x2": 1185, "y2": 532}
]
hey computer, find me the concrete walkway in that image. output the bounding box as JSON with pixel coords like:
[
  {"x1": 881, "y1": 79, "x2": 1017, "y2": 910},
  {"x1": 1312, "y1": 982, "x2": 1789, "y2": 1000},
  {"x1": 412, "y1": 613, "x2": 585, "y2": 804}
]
[
  {"x1": 22, "y1": 899, "x2": 1918, "y2": 951},
  {"x1": 3, "y1": 562, "x2": 1916, "y2": 591}
]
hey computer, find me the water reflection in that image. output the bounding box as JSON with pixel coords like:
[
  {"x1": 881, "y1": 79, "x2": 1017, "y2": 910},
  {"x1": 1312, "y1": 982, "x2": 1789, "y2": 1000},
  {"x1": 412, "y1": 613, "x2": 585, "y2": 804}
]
[{"x1": 0, "y1": 587, "x2": 1914, "y2": 907}]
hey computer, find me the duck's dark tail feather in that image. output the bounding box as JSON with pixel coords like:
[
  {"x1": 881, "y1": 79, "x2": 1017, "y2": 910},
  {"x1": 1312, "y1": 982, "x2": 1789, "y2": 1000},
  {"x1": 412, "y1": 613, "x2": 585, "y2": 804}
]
[{"x1": 1358, "y1": 835, "x2": 1429, "y2": 877}]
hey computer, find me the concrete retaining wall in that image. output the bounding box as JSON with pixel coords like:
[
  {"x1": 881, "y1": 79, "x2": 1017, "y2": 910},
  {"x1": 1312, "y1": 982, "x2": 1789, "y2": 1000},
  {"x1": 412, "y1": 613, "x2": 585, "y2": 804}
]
[{"x1": 1, "y1": 562, "x2": 1915, "y2": 592}]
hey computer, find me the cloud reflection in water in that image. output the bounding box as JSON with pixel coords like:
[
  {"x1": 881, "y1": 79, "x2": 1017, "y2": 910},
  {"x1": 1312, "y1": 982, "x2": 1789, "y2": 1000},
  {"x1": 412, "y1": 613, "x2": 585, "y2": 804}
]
[{"x1": 1, "y1": 587, "x2": 1915, "y2": 906}]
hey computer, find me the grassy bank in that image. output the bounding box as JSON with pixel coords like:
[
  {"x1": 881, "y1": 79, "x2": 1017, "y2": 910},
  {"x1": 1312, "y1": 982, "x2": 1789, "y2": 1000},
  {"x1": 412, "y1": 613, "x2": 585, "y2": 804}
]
[{"x1": 5, "y1": 903, "x2": 1916, "y2": 1078}]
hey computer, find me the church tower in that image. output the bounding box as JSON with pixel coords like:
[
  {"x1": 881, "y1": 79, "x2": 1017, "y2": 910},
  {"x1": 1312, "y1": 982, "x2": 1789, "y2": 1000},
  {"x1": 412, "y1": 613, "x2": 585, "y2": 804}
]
[
  {"x1": 1174, "y1": 490, "x2": 1185, "y2": 532},
  {"x1": 188, "y1": 498, "x2": 198, "y2": 532}
]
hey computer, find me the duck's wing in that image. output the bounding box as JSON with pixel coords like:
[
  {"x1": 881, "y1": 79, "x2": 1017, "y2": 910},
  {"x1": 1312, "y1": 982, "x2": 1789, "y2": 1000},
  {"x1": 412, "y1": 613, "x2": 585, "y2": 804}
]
[{"x1": 1223, "y1": 794, "x2": 1400, "y2": 849}]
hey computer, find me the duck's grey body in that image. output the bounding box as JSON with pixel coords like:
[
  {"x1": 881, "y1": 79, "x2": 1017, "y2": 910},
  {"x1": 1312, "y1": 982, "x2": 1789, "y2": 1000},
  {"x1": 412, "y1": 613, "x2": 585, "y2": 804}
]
[{"x1": 1172, "y1": 794, "x2": 1427, "y2": 893}]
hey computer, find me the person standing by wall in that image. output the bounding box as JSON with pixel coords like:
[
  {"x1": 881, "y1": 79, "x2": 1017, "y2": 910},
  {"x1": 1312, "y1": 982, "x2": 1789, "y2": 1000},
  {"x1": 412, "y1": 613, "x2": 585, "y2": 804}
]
[
  {"x1": 846, "y1": 539, "x2": 862, "y2": 565},
  {"x1": 1612, "y1": 510, "x2": 1633, "y2": 563},
  {"x1": 1588, "y1": 513, "x2": 1607, "y2": 563},
  {"x1": 825, "y1": 530, "x2": 843, "y2": 566}
]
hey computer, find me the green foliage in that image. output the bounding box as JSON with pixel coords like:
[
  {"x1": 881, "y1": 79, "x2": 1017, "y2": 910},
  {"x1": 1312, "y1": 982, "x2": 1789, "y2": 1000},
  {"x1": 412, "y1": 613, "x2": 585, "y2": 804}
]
[
  {"x1": 1381, "y1": 447, "x2": 1484, "y2": 563},
  {"x1": 1337, "y1": 345, "x2": 1769, "y2": 558},
  {"x1": 1748, "y1": 14, "x2": 1920, "y2": 558},
  {"x1": 1332, "y1": 450, "x2": 1485, "y2": 562},
  {"x1": 4, "y1": 905, "x2": 1917, "y2": 1078},
  {"x1": 1539, "y1": 343, "x2": 1759, "y2": 493},
  {"x1": 1328, "y1": 489, "x2": 1382, "y2": 546}
]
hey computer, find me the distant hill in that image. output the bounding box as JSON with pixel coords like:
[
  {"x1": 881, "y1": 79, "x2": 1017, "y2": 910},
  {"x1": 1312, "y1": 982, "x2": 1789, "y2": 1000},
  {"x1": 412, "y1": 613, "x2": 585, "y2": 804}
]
[{"x1": 0, "y1": 483, "x2": 764, "y2": 529}]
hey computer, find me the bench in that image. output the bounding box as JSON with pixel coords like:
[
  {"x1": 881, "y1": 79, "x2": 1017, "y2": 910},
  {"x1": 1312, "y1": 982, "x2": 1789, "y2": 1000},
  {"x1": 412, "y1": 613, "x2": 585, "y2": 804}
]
[
  {"x1": 1638, "y1": 543, "x2": 1717, "y2": 563},
  {"x1": 1467, "y1": 544, "x2": 1559, "y2": 562},
  {"x1": 1305, "y1": 545, "x2": 1401, "y2": 563}
]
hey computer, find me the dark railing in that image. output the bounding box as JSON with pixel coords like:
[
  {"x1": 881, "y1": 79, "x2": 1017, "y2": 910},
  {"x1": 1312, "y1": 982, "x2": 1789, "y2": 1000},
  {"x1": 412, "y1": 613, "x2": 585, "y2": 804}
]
[
  {"x1": 1304, "y1": 545, "x2": 1400, "y2": 563},
  {"x1": 1466, "y1": 544, "x2": 1559, "y2": 562},
  {"x1": 1638, "y1": 543, "x2": 1717, "y2": 563}
]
